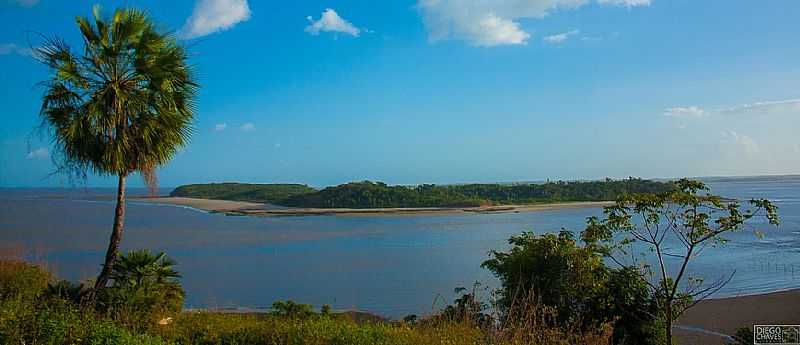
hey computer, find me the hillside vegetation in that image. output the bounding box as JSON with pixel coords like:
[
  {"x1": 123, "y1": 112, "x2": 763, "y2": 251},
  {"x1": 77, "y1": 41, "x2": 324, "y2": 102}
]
[
  {"x1": 169, "y1": 183, "x2": 316, "y2": 204},
  {"x1": 171, "y1": 179, "x2": 674, "y2": 209}
]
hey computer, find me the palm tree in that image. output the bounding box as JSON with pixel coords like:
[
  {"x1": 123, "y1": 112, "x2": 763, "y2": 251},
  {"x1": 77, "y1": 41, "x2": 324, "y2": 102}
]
[{"x1": 36, "y1": 6, "x2": 197, "y2": 290}]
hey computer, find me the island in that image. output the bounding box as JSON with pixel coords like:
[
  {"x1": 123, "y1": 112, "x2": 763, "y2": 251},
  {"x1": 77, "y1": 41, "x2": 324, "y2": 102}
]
[{"x1": 137, "y1": 178, "x2": 675, "y2": 216}]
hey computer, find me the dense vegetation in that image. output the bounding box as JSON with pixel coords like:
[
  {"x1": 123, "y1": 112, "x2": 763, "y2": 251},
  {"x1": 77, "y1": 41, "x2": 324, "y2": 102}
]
[
  {"x1": 170, "y1": 183, "x2": 316, "y2": 204},
  {"x1": 280, "y1": 178, "x2": 673, "y2": 208},
  {"x1": 172, "y1": 178, "x2": 675, "y2": 209},
  {"x1": 1, "y1": 257, "x2": 608, "y2": 345}
]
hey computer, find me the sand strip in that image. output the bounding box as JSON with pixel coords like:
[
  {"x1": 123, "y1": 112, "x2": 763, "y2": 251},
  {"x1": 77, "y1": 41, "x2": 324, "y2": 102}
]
[
  {"x1": 675, "y1": 289, "x2": 800, "y2": 344},
  {"x1": 132, "y1": 197, "x2": 613, "y2": 216}
]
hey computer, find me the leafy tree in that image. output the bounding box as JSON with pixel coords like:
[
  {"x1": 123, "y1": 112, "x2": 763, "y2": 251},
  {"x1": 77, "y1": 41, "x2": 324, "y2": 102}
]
[
  {"x1": 582, "y1": 179, "x2": 779, "y2": 343},
  {"x1": 483, "y1": 231, "x2": 665, "y2": 345},
  {"x1": 36, "y1": 5, "x2": 197, "y2": 290},
  {"x1": 482, "y1": 231, "x2": 608, "y2": 325}
]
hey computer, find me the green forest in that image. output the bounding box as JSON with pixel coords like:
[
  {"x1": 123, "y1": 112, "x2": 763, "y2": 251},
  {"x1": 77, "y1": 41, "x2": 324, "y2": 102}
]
[
  {"x1": 170, "y1": 178, "x2": 674, "y2": 208},
  {"x1": 169, "y1": 183, "x2": 316, "y2": 204}
]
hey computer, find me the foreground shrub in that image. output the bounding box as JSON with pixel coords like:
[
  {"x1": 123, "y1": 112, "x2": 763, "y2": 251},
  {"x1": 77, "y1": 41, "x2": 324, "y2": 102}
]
[
  {"x1": 0, "y1": 261, "x2": 167, "y2": 345},
  {"x1": 271, "y1": 300, "x2": 316, "y2": 319},
  {"x1": 482, "y1": 231, "x2": 664, "y2": 345},
  {"x1": 97, "y1": 250, "x2": 185, "y2": 332},
  {"x1": 0, "y1": 260, "x2": 50, "y2": 301}
]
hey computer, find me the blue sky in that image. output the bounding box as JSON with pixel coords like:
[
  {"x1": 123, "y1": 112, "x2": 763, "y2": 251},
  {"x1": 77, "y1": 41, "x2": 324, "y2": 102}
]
[{"x1": 1, "y1": 0, "x2": 799, "y2": 188}]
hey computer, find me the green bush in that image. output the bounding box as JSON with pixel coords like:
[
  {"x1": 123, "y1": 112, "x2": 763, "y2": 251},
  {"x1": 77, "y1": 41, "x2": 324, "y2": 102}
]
[
  {"x1": 0, "y1": 260, "x2": 50, "y2": 301},
  {"x1": 482, "y1": 231, "x2": 664, "y2": 345},
  {"x1": 0, "y1": 261, "x2": 167, "y2": 345},
  {"x1": 271, "y1": 300, "x2": 316, "y2": 319}
]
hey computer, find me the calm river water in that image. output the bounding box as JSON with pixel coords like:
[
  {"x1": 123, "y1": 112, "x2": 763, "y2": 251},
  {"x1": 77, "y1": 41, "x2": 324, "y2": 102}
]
[{"x1": 1, "y1": 176, "x2": 798, "y2": 318}]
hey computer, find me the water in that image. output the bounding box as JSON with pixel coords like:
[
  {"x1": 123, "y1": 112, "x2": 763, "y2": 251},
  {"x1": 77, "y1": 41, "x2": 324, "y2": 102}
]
[{"x1": 1, "y1": 176, "x2": 799, "y2": 318}]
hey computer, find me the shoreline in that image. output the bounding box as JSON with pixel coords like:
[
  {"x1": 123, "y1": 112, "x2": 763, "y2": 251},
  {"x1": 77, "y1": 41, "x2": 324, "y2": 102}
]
[
  {"x1": 132, "y1": 196, "x2": 614, "y2": 217},
  {"x1": 675, "y1": 288, "x2": 800, "y2": 344}
]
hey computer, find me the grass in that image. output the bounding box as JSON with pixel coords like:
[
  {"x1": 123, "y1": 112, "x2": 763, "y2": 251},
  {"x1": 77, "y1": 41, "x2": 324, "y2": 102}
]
[{"x1": 158, "y1": 312, "x2": 483, "y2": 345}]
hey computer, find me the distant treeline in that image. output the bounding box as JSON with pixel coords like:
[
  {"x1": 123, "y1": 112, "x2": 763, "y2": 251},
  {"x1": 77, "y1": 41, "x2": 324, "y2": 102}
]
[
  {"x1": 169, "y1": 183, "x2": 315, "y2": 204},
  {"x1": 170, "y1": 178, "x2": 674, "y2": 209}
]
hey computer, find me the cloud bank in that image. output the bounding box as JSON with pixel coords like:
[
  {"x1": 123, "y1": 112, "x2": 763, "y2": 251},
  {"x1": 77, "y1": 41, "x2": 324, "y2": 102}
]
[
  {"x1": 416, "y1": 0, "x2": 649, "y2": 47},
  {"x1": 305, "y1": 8, "x2": 361, "y2": 37},
  {"x1": 180, "y1": 0, "x2": 251, "y2": 39}
]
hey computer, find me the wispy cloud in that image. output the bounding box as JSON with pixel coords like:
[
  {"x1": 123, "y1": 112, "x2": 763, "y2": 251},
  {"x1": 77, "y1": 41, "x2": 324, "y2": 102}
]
[
  {"x1": 8, "y1": 0, "x2": 38, "y2": 7},
  {"x1": 26, "y1": 147, "x2": 48, "y2": 160},
  {"x1": 214, "y1": 123, "x2": 227, "y2": 131},
  {"x1": 180, "y1": 0, "x2": 251, "y2": 39},
  {"x1": 240, "y1": 123, "x2": 255, "y2": 131},
  {"x1": 719, "y1": 99, "x2": 800, "y2": 115},
  {"x1": 305, "y1": 8, "x2": 361, "y2": 37},
  {"x1": 543, "y1": 29, "x2": 579, "y2": 44},
  {"x1": 665, "y1": 98, "x2": 800, "y2": 120},
  {"x1": 0, "y1": 43, "x2": 34, "y2": 57},
  {"x1": 416, "y1": 0, "x2": 649, "y2": 47},
  {"x1": 664, "y1": 106, "x2": 706, "y2": 118}
]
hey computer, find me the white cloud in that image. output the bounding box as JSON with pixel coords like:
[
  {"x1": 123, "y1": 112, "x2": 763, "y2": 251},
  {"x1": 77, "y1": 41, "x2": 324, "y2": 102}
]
[
  {"x1": 180, "y1": 0, "x2": 251, "y2": 39},
  {"x1": 305, "y1": 8, "x2": 361, "y2": 37},
  {"x1": 214, "y1": 123, "x2": 227, "y2": 131},
  {"x1": 722, "y1": 131, "x2": 760, "y2": 156},
  {"x1": 26, "y1": 147, "x2": 48, "y2": 160},
  {"x1": 664, "y1": 106, "x2": 706, "y2": 118},
  {"x1": 240, "y1": 123, "x2": 255, "y2": 131},
  {"x1": 9, "y1": 0, "x2": 38, "y2": 7},
  {"x1": 719, "y1": 98, "x2": 800, "y2": 115},
  {"x1": 0, "y1": 43, "x2": 33, "y2": 57},
  {"x1": 597, "y1": 0, "x2": 651, "y2": 6},
  {"x1": 543, "y1": 29, "x2": 579, "y2": 43},
  {"x1": 416, "y1": 0, "x2": 649, "y2": 47}
]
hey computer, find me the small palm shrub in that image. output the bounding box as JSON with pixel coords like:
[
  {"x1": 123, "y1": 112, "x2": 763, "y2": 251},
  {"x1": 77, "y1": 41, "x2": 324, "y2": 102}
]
[{"x1": 97, "y1": 250, "x2": 184, "y2": 332}]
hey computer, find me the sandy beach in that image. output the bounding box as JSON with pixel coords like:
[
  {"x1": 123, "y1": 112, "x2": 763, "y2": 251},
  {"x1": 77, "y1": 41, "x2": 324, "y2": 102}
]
[
  {"x1": 133, "y1": 197, "x2": 265, "y2": 212},
  {"x1": 675, "y1": 289, "x2": 800, "y2": 344},
  {"x1": 132, "y1": 196, "x2": 614, "y2": 216}
]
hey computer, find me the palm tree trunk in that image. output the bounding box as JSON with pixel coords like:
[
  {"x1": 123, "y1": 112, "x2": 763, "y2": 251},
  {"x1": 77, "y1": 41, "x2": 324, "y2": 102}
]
[{"x1": 94, "y1": 173, "x2": 127, "y2": 290}]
